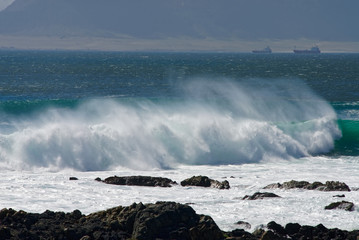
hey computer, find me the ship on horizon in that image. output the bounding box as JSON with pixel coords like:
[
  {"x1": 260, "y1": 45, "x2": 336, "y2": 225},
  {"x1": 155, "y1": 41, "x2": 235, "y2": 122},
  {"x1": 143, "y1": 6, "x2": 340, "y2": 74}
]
[
  {"x1": 252, "y1": 46, "x2": 272, "y2": 54},
  {"x1": 293, "y1": 46, "x2": 321, "y2": 54}
]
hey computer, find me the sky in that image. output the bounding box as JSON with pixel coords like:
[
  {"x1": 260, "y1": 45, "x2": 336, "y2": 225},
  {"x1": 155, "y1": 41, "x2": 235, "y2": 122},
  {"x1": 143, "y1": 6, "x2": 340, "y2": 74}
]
[
  {"x1": 0, "y1": 0, "x2": 358, "y2": 52},
  {"x1": 0, "y1": 0, "x2": 14, "y2": 11}
]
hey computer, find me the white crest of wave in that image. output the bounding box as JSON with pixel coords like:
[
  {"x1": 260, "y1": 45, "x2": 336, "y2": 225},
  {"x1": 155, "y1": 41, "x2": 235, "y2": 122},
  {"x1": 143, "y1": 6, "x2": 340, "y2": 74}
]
[{"x1": 0, "y1": 78, "x2": 341, "y2": 171}]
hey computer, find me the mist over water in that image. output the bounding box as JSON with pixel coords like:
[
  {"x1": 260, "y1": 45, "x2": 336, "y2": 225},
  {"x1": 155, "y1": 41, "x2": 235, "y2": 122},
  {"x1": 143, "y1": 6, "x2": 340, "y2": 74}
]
[{"x1": 0, "y1": 78, "x2": 340, "y2": 171}]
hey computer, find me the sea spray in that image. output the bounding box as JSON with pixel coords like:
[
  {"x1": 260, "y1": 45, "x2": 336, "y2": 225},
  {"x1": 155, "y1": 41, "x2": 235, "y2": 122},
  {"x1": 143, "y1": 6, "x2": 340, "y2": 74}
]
[{"x1": 0, "y1": 78, "x2": 340, "y2": 171}]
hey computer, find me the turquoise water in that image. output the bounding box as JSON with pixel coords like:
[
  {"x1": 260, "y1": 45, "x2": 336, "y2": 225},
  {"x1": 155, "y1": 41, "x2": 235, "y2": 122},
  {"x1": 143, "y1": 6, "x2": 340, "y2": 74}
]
[{"x1": 0, "y1": 51, "x2": 358, "y2": 170}]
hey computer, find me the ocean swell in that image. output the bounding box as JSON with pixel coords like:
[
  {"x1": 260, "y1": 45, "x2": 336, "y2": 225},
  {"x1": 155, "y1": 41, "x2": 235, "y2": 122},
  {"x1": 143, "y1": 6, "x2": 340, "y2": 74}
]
[{"x1": 0, "y1": 78, "x2": 341, "y2": 171}]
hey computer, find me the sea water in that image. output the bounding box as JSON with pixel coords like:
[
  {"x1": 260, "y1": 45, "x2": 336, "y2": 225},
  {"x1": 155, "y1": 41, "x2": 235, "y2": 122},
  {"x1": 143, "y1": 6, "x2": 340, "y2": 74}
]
[{"x1": 0, "y1": 51, "x2": 358, "y2": 231}]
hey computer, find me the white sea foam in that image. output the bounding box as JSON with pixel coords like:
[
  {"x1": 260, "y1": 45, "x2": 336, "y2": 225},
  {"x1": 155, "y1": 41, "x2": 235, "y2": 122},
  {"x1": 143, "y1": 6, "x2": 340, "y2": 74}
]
[
  {"x1": 0, "y1": 79, "x2": 340, "y2": 171},
  {"x1": 0, "y1": 157, "x2": 358, "y2": 231}
]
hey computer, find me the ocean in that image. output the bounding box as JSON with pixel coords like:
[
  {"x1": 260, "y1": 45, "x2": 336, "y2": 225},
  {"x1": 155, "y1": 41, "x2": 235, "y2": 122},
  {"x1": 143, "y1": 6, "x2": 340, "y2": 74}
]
[{"x1": 0, "y1": 50, "x2": 358, "y2": 231}]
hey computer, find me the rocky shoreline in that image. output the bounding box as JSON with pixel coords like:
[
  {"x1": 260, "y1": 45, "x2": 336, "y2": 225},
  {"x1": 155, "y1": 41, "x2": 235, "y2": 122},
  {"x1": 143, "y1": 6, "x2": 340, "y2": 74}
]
[
  {"x1": 1, "y1": 201, "x2": 358, "y2": 240},
  {"x1": 1, "y1": 176, "x2": 357, "y2": 239}
]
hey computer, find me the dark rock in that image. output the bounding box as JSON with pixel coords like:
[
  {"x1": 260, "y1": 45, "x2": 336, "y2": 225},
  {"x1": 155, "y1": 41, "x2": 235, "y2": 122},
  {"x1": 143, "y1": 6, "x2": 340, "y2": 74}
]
[
  {"x1": 324, "y1": 201, "x2": 355, "y2": 211},
  {"x1": 259, "y1": 230, "x2": 277, "y2": 240},
  {"x1": 181, "y1": 175, "x2": 230, "y2": 189},
  {"x1": 282, "y1": 180, "x2": 310, "y2": 189},
  {"x1": 242, "y1": 192, "x2": 281, "y2": 200},
  {"x1": 189, "y1": 215, "x2": 224, "y2": 240},
  {"x1": 264, "y1": 180, "x2": 351, "y2": 191},
  {"x1": 236, "y1": 220, "x2": 251, "y2": 230},
  {"x1": 319, "y1": 181, "x2": 351, "y2": 191},
  {"x1": 333, "y1": 194, "x2": 346, "y2": 198},
  {"x1": 0, "y1": 202, "x2": 224, "y2": 240},
  {"x1": 3, "y1": 201, "x2": 359, "y2": 240},
  {"x1": 298, "y1": 225, "x2": 315, "y2": 238},
  {"x1": 69, "y1": 177, "x2": 78, "y2": 180},
  {"x1": 285, "y1": 223, "x2": 301, "y2": 235},
  {"x1": 103, "y1": 175, "x2": 177, "y2": 187},
  {"x1": 0, "y1": 226, "x2": 11, "y2": 239},
  {"x1": 267, "y1": 221, "x2": 286, "y2": 235},
  {"x1": 263, "y1": 183, "x2": 282, "y2": 189},
  {"x1": 227, "y1": 228, "x2": 256, "y2": 239},
  {"x1": 94, "y1": 177, "x2": 102, "y2": 181},
  {"x1": 252, "y1": 228, "x2": 265, "y2": 238}
]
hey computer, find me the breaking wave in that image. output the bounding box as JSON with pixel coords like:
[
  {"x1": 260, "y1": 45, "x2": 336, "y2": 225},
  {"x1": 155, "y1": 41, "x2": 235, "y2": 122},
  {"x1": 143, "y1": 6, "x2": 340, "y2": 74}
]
[{"x1": 0, "y1": 78, "x2": 341, "y2": 171}]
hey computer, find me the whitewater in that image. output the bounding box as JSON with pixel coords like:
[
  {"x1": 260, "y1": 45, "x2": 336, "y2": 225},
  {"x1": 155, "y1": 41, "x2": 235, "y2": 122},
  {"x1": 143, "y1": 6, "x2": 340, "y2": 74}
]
[{"x1": 0, "y1": 51, "x2": 358, "y2": 232}]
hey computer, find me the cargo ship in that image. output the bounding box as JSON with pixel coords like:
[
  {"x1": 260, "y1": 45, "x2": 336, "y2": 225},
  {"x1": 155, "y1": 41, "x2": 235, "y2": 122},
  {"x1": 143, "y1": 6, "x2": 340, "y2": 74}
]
[
  {"x1": 293, "y1": 46, "x2": 320, "y2": 54},
  {"x1": 252, "y1": 46, "x2": 272, "y2": 54}
]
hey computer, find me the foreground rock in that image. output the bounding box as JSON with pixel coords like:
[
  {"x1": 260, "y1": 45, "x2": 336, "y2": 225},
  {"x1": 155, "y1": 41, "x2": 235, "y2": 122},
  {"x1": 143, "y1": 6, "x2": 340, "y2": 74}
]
[
  {"x1": 180, "y1": 175, "x2": 230, "y2": 189},
  {"x1": 325, "y1": 201, "x2": 355, "y2": 211},
  {"x1": 100, "y1": 175, "x2": 177, "y2": 187},
  {"x1": 242, "y1": 192, "x2": 281, "y2": 200},
  {"x1": 0, "y1": 202, "x2": 223, "y2": 240},
  {"x1": 1, "y1": 202, "x2": 358, "y2": 240},
  {"x1": 264, "y1": 180, "x2": 351, "y2": 191},
  {"x1": 226, "y1": 221, "x2": 359, "y2": 240}
]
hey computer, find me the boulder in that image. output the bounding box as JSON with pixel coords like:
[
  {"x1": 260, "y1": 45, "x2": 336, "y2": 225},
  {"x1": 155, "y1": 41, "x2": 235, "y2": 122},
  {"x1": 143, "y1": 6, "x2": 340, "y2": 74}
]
[
  {"x1": 235, "y1": 220, "x2": 252, "y2": 230},
  {"x1": 0, "y1": 202, "x2": 224, "y2": 240},
  {"x1": 180, "y1": 175, "x2": 230, "y2": 189},
  {"x1": 242, "y1": 192, "x2": 281, "y2": 200},
  {"x1": 264, "y1": 180, "x2": 350, "y2": 191},
  {"x1": 267, "y1": 221, "x2": 286, "y2": 235},
  {"x1": 285, "y1": 223, "x2": 301, "y2": 235},
  {"x1": 324, "y1": 201, "x2": 355, "y2": 211},
  {"x1": 102, "y1": 175, "x2": 177, "y2": 187},
  {"x1": 319, "y1": 181, "x2": 351, "y2": 191}
]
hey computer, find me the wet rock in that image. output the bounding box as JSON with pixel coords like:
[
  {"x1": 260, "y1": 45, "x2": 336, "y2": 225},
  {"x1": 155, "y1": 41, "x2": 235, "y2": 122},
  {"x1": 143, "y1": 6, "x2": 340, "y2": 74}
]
[
  {"x1": 267, "y1": 221, "x2": 286, "y2": 235},
  {"x1": 0, "y1": 202, "x2": 224, "y2": 240},
  {"x1": 189, "y1": 215, "x2": 224, "y2": 240},
  {"x1": 102, "y1": 175, "x2": 177, "y2": 187},
  {"x1": 226, "y1": 228, "x2": 256, "y2": 239},
  {"x1": 264, "y1": 180, "x2": 351, "y2": 191},
  {"x1": 181, "y1": 175, "x2": 230, "y2": 189},
  {"x1": 259, "y1": 230, "x2": 277, "y2": 240},
  {"x1": 282, "y1": 180, "x2": 310, "y2": 189},
  {"x1": 242, "y1": 192, "x2": 281, "y2": 200},
  {"x1": 320, "y1": 181, "x2": 351, "y2": 191},
  {"x1": 236, "y1": 220, "x2": 252, "y2": 230},
  {"x1": 333, "y1": 194, "x2": 346, "y2": 198},
  {"x1": 324, "y1": 201, "x2": 355, "y2": 211},
  {"x1": 284, "y1": 223, "x2": 301, "y2": 235}
]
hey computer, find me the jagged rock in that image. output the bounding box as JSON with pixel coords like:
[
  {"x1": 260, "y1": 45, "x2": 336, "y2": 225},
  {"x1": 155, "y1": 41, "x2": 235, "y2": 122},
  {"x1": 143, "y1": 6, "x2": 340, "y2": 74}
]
[
  {"x1": 284, "y1": 223, "x2": 301, "y2": 235},
  {"x1": 319, "y1": 181, "x2": 351, "y2": 191},
  {"x1": 259, "y1": 230, "x2": 277, "y2": 240},
  {"x1": 226, "y1": 228, "x2": 256, "y2": 239},
  {"x1": 0, "y1": 202, "x2": 224, "y2": 240},
  {"x1": 256, "y1": 222, "x2": 359, "y2": 240},
  {"x1": 102, "y1": 175, "x2": 177, "y2": 187},
  {"x1": 180, "y1": 175, "x2": 230, "y2": 189},
  {"x1": 264, "y1": 180, "x2": 351, "y2": 191},
  {"x1": 267, "y1": 221, "x2": 286, "y2": 235},
  {"x1": 2, "y1": 203, "x2": 359, "y2": 240},
  {"x1": 189, "y1": 215, "x2": 224, "y2": 240},
  {"x1": 324, "y1": 201, "x2": 355, "y2": 211},
  {"x1": 242, "y1": 192, "x2": 281, "y2": 200},
  {"x1": 282, "y1": 180, "x2": 310, "y2": 189}
]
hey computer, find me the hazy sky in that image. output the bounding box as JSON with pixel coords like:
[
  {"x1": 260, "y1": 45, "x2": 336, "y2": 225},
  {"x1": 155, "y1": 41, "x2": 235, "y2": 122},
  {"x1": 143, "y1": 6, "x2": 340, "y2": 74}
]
[
  {"x1": 0, "y1": 0, "x2": 14, "y2": 11},
  {"x1": 0, "y1": 0, "x2": 358, "y2": 52}
]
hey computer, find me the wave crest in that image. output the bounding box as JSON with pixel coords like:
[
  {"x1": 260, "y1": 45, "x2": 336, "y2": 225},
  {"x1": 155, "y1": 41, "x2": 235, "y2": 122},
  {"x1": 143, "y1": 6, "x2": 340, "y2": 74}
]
[{"x1": 0, "y1": 78, "x2": 341, "y2": 171}]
